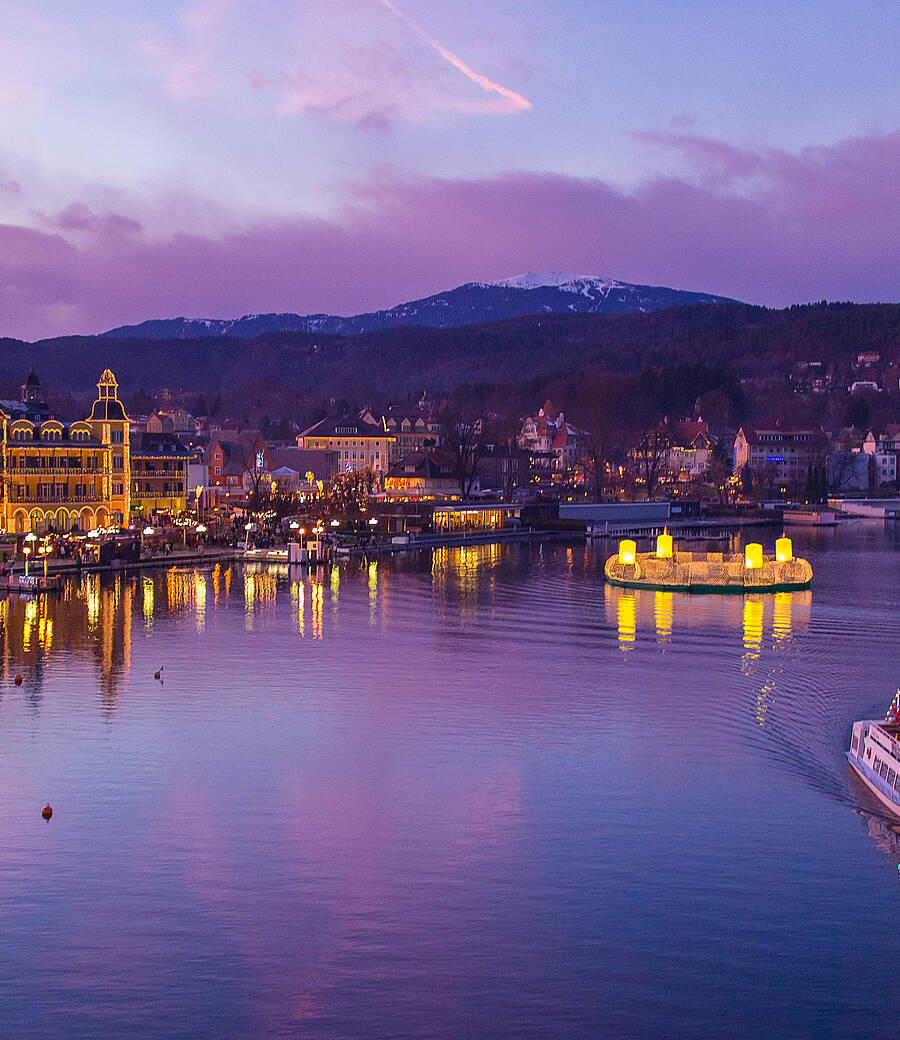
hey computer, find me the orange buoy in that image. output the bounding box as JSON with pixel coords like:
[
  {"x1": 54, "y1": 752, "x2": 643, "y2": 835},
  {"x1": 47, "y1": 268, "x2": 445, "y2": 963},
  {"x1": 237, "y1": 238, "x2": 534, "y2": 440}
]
[
  {"x1": 14, "y1": 675, "x2": 22, "y2": 686},
  {"x1": 154, "y1": 665, "x2": 163, "y2": 681},
  {"x1": 41, "y1": 804, "x2": 52, "y2": 820}
]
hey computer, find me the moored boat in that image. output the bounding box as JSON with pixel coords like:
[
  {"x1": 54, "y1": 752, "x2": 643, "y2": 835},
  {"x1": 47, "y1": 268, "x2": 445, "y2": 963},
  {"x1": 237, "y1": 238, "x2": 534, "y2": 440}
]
[
  {"x1": 847, "y1": 692, "x2": 900, "y2": 817},
  {"x1": 783, "y1": 509, "x2": 838, "y2": 527}
]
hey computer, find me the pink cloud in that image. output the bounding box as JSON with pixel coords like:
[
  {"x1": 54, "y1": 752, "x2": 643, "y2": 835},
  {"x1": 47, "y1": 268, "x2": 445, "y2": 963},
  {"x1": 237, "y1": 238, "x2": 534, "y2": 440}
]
[
  {"x1": 0, "y1": 130, "x2": 897, "y2": 341},
  {"x1": 49, "y1": 203, "x2": 143, "y2": 239}
]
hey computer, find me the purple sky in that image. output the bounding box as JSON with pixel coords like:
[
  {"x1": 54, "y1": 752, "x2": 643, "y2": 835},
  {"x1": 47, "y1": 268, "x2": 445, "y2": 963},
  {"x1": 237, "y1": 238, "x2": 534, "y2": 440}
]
[{"x1": 0, "y1": 1, "x2": 897, "y2": 340}]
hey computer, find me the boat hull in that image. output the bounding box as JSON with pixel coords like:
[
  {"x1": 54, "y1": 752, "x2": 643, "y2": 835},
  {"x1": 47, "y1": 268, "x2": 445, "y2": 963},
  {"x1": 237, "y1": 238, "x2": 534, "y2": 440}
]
[{"x1": 847, "y1": 752, "x2": 900, "y2": 819}]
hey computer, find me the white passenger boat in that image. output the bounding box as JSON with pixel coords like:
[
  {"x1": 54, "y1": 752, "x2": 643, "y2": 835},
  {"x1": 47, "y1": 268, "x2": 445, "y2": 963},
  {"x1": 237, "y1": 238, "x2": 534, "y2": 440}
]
[{"x1": 847, "y1": 692, "x2": 900, "y2": 816}]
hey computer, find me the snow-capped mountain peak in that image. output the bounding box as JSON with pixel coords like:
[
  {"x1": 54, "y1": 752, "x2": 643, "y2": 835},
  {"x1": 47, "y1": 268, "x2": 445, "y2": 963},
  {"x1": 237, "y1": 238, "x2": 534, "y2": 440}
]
[
  {"x1": 488, "y1": 272, "x2": 620, "y2": 291},
  {"x1": 103, "y1": 275, "x2": 737, "y2": 339}
]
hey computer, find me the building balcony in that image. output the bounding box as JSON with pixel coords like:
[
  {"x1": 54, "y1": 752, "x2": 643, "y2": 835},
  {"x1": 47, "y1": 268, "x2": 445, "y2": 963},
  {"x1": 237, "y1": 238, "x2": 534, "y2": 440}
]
[
  {"x1": 8, "y1": 466, "x2": 102, "y2": 476},
  {"x1": 8, "y1": 492, "x2": 104, "y2": 504},
  {"x1": 133, "y1": 467, "x2": 186, "y2": 477}
]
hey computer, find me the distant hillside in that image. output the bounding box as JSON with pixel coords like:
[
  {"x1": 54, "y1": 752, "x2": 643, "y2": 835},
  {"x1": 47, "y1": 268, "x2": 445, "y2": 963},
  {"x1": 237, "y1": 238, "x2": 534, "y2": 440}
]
[
  {"x1": 103, "y1": 274, "x2": 737, "y2": 339},
  {"x1": 1, "y1": 302, "x2": 898, "y2": 400}
]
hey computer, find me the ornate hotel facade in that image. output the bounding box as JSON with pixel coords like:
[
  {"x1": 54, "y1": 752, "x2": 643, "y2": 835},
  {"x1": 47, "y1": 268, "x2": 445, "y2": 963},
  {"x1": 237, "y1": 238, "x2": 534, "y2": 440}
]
[{"x1": 0, "y1": 369, "x2": 187, "y2": 534}]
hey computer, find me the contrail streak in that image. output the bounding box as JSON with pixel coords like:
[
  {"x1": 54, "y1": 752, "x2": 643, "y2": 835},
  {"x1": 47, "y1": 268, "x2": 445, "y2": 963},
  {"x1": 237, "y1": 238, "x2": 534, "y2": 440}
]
[{"x1": 378, "y1": 0, "x2": 531, "y2": 111}]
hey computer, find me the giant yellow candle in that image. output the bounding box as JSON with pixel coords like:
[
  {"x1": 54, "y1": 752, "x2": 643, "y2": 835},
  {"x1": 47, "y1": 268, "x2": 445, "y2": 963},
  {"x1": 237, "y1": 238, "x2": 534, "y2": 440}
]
[
  {"x1": 618, "y1": 539, "x2": 636, "y2": 565},
  {"x1": 775, "y1": 536, "x2": 793, "y2": 563}
]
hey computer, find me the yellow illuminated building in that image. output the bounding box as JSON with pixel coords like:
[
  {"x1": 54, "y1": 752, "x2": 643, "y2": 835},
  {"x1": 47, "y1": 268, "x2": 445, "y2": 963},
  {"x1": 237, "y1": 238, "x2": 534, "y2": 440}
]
[{"x1": 2, "y1": 369, "x2": 130, "y2": 533}]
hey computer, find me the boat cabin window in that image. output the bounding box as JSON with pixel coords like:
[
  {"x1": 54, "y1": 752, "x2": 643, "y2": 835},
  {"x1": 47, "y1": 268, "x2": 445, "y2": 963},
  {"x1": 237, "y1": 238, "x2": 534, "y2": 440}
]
[
  {"x1": 888, "y1": 769, "x2": 896, "y2": 786},
  {"x1": 851, "y1": 736, "x2": 859, "y2": 751},
  {"x1": 880, "y1": 762, "x2": 890, "y2": 780}
]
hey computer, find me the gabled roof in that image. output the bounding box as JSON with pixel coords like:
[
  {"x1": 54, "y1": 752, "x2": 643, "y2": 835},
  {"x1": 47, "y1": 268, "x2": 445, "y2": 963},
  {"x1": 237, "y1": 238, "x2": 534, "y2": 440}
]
[
  {"x1": 132, "y1": 432, "x2": 191, "y2": 456},
  {"x1": 301, "y1": 415, "x2": 387, "y2": 438},
  {"x1": 668, "y1": 420, "x2": 711, "y2": 448},
  {"x1": 387, "y1": 450, "x2": 455, "y2": 480},
  {"x1": 269, "y1": 446, "x2": 338, "y2": 475}
]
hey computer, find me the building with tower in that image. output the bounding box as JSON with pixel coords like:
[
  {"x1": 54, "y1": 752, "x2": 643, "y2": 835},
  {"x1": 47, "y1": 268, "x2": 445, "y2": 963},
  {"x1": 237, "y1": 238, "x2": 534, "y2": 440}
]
[{"x1": 0, "y1": 369, "x2": 132, "y2": 533}]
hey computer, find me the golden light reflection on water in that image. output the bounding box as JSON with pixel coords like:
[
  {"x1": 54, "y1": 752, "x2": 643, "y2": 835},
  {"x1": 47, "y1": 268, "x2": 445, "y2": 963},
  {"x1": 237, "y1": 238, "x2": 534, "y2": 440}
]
[
  {"x1": 0, "y1": 556, "x2": 818, "y2": 722},
  {"x1": 311, "y1": 578, "x2": 324, "y2": 640},
  {"x1": 143, "y1": 577, "x2": 154, "y2": 627},
  {"x1": 742, "y1": 598, "x2": 764, "y2": 652},
  {"x1": 431, "y1": 543, "x2": 504, "y2": 626},
  {"x1": 243, "y1": 570, "x2": 278, "y2": 630},
  {"x1": 773, "y1": 592, "x2": 792, "y2": 642},
  {"x1": 194, "y1": 571, "x2": 207, "y2": 632},
  {"x1": 3, "y1": 573, "x2": 134, "y2": 711},
  {"x1": 617, "y1": 593, "x2": 636, "y2": 649},
  {"x1": 291, "y1": 580, "x2": 306, "y2": 637},
  {"x1": 86, "y1": 574, "x2": 100, "y2": 632},
  {"x1": 368, "y1": 561, "x2": 378, "y2": 625},
  {"x1": 654, "y1": 591, "x2": 673, "y2": 644}
]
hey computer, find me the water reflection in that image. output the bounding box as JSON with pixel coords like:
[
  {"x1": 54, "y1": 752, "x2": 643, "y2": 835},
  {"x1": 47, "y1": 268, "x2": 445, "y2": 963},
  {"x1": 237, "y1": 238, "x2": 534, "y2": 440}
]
[
  {"x1": 1, "y1": 554, "x2": 822, "y2": 714},
  {"x1": 1, "y1": 573, "x2": 134, "y2": 714},
  {"x1": 616, "y1": 592, "x2": 636, "y2": 650},
  {"x1": 431, "y1": 543, "x2": 506, "y2": 626},
  {"x1": 654, "y1": 590, "x2": 673, "y2": 644},
  {"x1": 604, "y1": 585, "x2": 811, "y2": 651},
  {"x1": 1, "y1": 534, "x2": 899, "y2": 1038}
]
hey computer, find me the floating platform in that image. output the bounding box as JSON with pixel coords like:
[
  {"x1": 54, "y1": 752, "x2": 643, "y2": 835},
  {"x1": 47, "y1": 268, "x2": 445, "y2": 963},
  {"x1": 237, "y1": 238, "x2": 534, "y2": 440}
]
[
  {"x1": 0, "y1": 574, "x2": 61, "y2": 595},
  {"x1": 604, "y1": 533, "x2": 812, "y2": 593}
]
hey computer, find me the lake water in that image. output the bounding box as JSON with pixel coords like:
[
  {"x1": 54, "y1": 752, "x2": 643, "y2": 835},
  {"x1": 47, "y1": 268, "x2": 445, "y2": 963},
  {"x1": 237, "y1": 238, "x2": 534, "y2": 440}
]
[{"x1": 1, "y1": 524, "x2": 899, "y2": 1039}]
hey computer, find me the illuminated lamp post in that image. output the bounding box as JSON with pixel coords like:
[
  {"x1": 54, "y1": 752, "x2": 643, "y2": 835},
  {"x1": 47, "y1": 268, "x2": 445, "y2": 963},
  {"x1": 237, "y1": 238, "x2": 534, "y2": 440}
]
[
  {"x1": 244, "y1": 521, "x2": 253, "y2": 552},
  {"x1": 23, "y1": 532, "x2": 37, "y2": 577}
]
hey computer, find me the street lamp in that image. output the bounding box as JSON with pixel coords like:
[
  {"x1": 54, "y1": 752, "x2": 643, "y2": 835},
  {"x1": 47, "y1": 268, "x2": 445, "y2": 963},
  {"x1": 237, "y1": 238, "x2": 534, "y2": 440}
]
[
  {"x1": 368, "y1": 517, "x2": 378, "y2": 526},
  {"x1": 23, "y1": 532, "x2": 36, "y2": 577}
]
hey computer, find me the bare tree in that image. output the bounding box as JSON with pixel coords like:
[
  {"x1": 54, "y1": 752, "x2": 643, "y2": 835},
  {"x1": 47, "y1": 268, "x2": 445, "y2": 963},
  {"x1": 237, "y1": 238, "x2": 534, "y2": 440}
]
[
  {"x1": 222, "y1": 432, "x2": 271, "y2": 511},
  {"x1": 704, "y1": 440, "x2": 733, "y2": 506},
  {"x1": 440, "y1": 403, "x2": 489, "y2": 498},
  {"x1": 632, "y1": 425, "x2": 669, "y2": 501},
  {"x1": 580, "y1": 428, "x2": 606, "y2": 503}
]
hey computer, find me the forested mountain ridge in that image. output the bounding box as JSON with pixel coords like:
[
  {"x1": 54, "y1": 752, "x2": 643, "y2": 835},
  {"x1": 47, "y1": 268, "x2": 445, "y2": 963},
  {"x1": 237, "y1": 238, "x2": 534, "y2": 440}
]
[{"x1": 0, "y1": 302, "x2": 897, "y2": 402}]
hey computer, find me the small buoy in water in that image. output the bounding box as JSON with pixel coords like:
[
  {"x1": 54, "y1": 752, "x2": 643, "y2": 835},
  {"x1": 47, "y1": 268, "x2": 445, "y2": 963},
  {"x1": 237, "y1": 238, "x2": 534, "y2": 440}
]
[
  {"x1": 14, "y1": 675, "x2": 22, "y2": 686},
  {"x1": 154, "y1": 665, "x2": 163, "y2": 681},
  {"x1": 41, "y1": 803, "x2": 52, "y2": 820}
]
